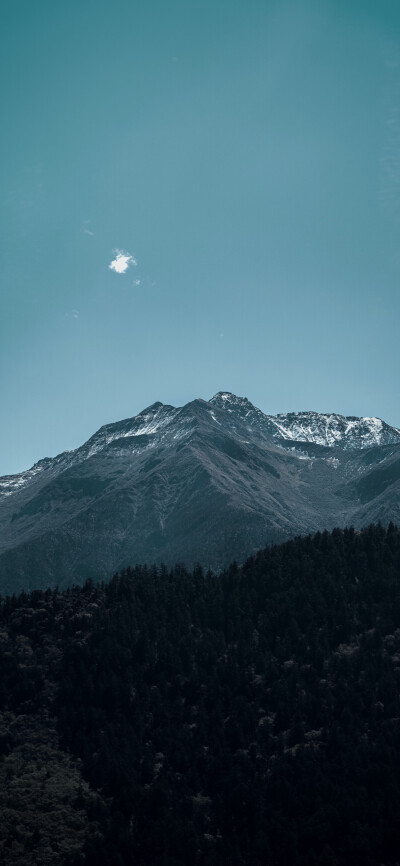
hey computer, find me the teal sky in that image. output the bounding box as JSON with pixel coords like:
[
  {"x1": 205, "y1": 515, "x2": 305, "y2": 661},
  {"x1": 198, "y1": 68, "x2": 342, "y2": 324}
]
[{"x1": 1, "y1": 0, "x2": 400, "y2": 475}]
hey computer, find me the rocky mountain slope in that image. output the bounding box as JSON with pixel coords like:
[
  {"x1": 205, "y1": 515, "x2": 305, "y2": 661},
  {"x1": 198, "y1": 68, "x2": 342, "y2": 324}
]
[{"x1": 1, "y1": 392, "x2": 400, "y2": 592}]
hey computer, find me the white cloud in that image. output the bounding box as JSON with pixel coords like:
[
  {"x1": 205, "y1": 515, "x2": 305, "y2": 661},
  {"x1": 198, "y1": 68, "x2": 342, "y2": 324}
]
[
  {"x1": 82, "y1": 220, "x2": 94, "y2": 236},
  {"x1": 133, "y1": 279, "x2": 141, "y2": 286},
  {"x1": 109, "y1": 249, "x2": 137, "y2": 274}
]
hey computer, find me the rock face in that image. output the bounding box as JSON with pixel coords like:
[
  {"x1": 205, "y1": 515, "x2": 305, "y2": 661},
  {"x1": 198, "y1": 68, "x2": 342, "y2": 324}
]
[{"x1": 1, "y1": 392, "x2": 400, "y2": 592}]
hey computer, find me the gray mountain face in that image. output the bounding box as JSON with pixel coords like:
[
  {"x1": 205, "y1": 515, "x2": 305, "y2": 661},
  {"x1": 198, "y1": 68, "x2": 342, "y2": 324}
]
[{"x1": 1, "y1": 392, "x2": 400, "y2": 593}]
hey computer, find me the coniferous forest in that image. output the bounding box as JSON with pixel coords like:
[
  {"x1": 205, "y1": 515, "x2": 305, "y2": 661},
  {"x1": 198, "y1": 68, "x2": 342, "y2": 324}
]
[{"x1": 1, "y1": 524, "x2": 400, "y2": 865}]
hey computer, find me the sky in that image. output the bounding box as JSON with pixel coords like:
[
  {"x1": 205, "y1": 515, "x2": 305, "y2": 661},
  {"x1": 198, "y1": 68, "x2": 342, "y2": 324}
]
[{"x1": 1, "y1": 0, "x2": 400, "y2": 476}]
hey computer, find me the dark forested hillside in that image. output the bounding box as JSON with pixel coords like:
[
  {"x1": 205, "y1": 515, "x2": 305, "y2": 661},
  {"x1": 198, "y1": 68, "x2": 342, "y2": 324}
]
[{"x1": 1, "y1": 525, "x2": 400, "y2": 864}]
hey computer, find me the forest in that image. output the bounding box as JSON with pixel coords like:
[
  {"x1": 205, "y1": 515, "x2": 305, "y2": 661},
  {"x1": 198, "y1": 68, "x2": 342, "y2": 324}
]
[{"x1": 1, "y1": 523, "x2": 400, "y2": 865}]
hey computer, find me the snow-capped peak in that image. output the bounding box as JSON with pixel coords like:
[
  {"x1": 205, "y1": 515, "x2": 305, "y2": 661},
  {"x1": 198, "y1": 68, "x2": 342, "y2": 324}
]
[
  {"x1": 262, "y1": 411, "x2": 398, "y2": 449},
  {"x1": 210, "y1": 392, "x2": 257, "y2": 413},
  {"x1": 209, "y1": 396, "x2": 400, "y2": 450},
  {"x1": 211, "y1": 391, "x2": 250, "y2": 405},
  {"x1": 82, "y1": 402, "x2": 180, "y2": 458}
]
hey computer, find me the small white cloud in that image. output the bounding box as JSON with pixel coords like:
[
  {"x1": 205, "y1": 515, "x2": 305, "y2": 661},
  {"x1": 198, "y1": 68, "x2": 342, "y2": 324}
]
[
  {"x1": 82, "y1": 220, "x2": 94, "y2": 236},
  {"x1": 109, "y1": 249, "x2": 137, "y2": 274},
  {"x1": 133, "y1": 279, "x2": 141, "y2": 286},
  {"x1": 65, "y1": 309, "x2": 79, "y2": 319}
]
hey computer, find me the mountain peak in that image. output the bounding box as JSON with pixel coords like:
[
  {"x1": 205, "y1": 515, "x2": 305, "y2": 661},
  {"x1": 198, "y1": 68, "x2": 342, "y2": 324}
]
[
  {"x1": 210, "y1": 392, "x2": 255, "y2": 410},
  {"x1": 208, "y1": 394, "x2": 400, "y2": 450},
  {"x1": 265, "y1": 410, "x2": 400, "y2": 449},
  {"x1": 1, "y1": 390, "x2": 400, "y2": 592}
]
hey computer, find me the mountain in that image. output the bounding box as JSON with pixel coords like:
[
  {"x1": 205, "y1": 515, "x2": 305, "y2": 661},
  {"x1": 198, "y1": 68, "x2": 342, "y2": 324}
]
[
  {"x1": 1, "y1": 392, "x2": 400, "y2": 592},
  {"x1": 210, "y1": 392, "x2": 400, "y2": 449}
]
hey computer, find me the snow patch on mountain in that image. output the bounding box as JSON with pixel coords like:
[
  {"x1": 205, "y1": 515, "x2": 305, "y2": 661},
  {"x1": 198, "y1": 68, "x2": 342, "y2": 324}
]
[
  {"x1": 84, "y1": 404, "x2": 181, "y2": 458},
  {"x1": 0, "y1": 462, "x2": 49, "y2": 496},
  {"x1": 264, "y1": 411, "x2": 398, "y2": 449},
  {"x1": 210, "y1": 393, "x2": 400, "y2": 450}
]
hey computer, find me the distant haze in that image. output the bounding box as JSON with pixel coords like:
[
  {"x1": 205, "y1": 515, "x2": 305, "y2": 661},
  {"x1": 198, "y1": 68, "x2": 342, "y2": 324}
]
[{"x1": 1, "y1": 0, "x2": 400, "y2": 475}]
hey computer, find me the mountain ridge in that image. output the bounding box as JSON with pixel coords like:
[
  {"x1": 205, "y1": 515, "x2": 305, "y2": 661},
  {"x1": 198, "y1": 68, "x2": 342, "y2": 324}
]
[
  {"x1": 1, "y1": 392, "x2": 400, "y2": 592},
  {"x1": 2, "y1": 392, "x2": 400, "y2": 494}
]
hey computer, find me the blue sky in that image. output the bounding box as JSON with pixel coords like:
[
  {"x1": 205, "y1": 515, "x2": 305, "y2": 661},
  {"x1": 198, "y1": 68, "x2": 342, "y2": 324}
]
[{"x1": 1, "y1": 0, "x2": 400, "y2": 475}]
